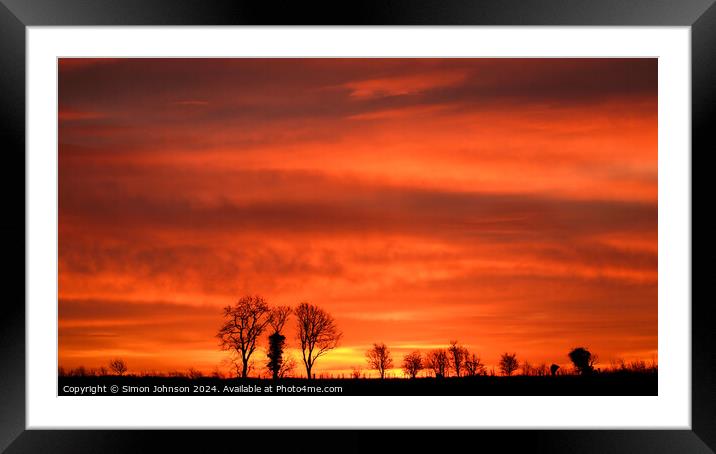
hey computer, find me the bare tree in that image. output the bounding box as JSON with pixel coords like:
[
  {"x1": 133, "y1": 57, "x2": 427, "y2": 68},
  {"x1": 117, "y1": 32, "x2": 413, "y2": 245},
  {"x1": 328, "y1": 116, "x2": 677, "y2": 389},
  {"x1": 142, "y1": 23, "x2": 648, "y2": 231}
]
[
  {"x1": 499, "y1": 353, "x2": 519, "y2": 376},
  {"x1": 109, "y1": 358, "x2": 128, "y2": 376},
  {"x1": 217, "y1": 295, "x2": 272, "y2": 378},
  {"x1": 295, "y1": 302, "x2": 342, "y2": 379},
  {"x1": 402, "y1": 351, "x2": 423, "y2": 379},
  {"x1": 426, "y1": 349, "x2": 450, "y2": 378},
  {"x1": 366, "y1": 343, "x2": 393, "y2": 379},
  {"x1": 464, "y1": 353, "x2": 486, "y2": 377},
  {"x1": 269, "y1": 305, "x2": 292, "y2": 333},
  {"x1": 448, "y1": 340, "x2": 469, "y2": 377},
  {"x1": 278, "y1": 354, "x2": 298, "y2": 378}
]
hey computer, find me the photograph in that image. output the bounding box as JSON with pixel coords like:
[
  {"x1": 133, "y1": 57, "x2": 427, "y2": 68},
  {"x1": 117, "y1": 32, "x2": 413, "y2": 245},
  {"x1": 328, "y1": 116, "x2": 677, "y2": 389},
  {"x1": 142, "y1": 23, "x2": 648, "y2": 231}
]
[
  {"x1": 56, "y1": 57, "x2": 658, "y2": 397},
  {"x1": 3, "y1": 0, "x2": 710, "y2": 448}
]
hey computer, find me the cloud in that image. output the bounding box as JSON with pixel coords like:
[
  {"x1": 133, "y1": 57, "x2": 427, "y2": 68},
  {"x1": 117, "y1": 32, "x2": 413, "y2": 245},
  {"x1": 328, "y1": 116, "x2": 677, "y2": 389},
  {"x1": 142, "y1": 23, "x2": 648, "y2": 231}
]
[
  {"x1": 344, "y1": 70, "x2": 467, "y2": 99},
  {"x1": 58, "y1": 59, "x2": 656, "y2": 142},
  {"x1": 59, "y1": 109, "x2": 107, "y2": 122},
  {"x1": 171, "y1": 100, "x2": 209, "y2": 106},
  {"x1": 59, "y1": 170, "x2": 656, "y2": 243}
]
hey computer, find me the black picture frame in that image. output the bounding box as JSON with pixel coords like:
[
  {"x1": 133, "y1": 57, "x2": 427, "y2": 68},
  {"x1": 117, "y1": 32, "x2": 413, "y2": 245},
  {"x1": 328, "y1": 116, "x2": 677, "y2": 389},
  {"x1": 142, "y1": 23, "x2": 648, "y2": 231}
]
[{"x1": 1, "y1": 0, "x2": 711, "y2": 452}]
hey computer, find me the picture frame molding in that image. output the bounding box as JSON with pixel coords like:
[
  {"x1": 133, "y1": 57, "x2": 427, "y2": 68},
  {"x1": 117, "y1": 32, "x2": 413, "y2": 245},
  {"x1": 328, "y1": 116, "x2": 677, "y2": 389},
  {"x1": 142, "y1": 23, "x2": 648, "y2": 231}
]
[{"x1": 1, "y1": 0, "x2": 711, "y2": 451}]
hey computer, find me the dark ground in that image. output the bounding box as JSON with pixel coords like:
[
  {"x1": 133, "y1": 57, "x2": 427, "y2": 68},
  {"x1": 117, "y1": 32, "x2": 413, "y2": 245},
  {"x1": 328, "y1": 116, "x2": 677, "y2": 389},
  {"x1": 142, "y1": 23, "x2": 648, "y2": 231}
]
[{"x1": 58, "y1": 372, "x2": 657, "y2": 396}]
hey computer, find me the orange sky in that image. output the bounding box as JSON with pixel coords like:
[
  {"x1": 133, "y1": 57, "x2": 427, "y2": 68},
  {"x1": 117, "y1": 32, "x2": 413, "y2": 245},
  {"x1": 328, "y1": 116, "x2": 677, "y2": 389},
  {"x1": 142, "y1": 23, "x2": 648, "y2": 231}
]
[{"x1": 58, "y1": 58, "x2": 657, "y2": 378}]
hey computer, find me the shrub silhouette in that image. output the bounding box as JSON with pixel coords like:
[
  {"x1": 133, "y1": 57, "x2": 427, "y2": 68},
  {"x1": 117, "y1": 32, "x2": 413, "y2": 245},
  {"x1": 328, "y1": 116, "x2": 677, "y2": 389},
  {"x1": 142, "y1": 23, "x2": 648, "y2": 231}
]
[
  {"x1": 109, "y1": 358, "x2": 128, "y2": 376},
  {"x1": 521, "y1": 360, "x2": 533, "y2": 376},
  {"x1": 187, "y1": 368, "x2": 203, "y2": 379},
  {"x1": 351, "y1": 366, "x2": 362, "y2": 379},
  {"x1": 550, "y1": 364, "x2": 560, "y2": 376},
  {"x1": 499, "y1": 353, "x2": 519, "y2": 376},
  {"x1": 278, "y1": 355, "x2": 297, "y2": 378},
  {"x1": 568, "y1": 347, "x2": 597, "y2": 375}
]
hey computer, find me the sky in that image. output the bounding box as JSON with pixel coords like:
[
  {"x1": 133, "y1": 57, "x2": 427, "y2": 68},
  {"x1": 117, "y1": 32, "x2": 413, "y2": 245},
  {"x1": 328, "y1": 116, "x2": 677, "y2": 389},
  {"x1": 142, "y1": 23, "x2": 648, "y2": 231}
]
[{"x1": 58, "y1": 58, "x2": 657, "y2": 377}]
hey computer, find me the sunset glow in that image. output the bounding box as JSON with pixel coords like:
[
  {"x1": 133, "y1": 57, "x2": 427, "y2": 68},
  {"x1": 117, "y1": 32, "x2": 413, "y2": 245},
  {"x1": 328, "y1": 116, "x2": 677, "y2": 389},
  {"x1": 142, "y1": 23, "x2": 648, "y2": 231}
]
[{"x1": 58, "y1": 58, "x2": 657, "y2": 377}]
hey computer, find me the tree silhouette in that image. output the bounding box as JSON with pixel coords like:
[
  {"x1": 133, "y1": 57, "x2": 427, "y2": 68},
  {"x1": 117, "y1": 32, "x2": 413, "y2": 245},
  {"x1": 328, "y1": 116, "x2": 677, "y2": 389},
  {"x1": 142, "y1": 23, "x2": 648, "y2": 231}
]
[
  {"x1": 550, "y1": 363, "x2": 560, "y2": 376},
  {"x1": 499, "y1": 353, "x2": 519, "y2": 376},
  {"x1": 448, "y1": 340, "x2": 469, "y2": 377},
  {"x1": 568, "y1": 347, "x2": 598, "y2": 375},
  {"x1": 426, "y1": 349, "x2": 450, "y2": 378},
  {"x1": 295, "y1": 302, "x2": 342, "y2": 379},
  {"x1": 109, "y1": 358, "x2": 128, "y2": 376},
  {"x1": 217, "y1": 295, "x2": 272, "y2": 378},
  {"x1": 464, "y1": 353, "x2": 486, "y2": 377},
  {"x1": 266, "y1": 306, "x2": 292, "y2": 380},
  {"x1": 402, "y1": 351, "x2": 423, "y2": 379},
  {"x1": 267, "y1": 332, "x2": 286, "y2": 380},
  {"x1": 366, "y1": 343, "x2": 393, "y2": 379}
]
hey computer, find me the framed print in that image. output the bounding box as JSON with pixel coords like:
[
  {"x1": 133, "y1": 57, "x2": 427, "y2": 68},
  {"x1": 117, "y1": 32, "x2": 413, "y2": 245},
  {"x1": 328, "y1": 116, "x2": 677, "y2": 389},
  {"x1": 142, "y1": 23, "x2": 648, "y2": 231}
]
[{"x1": 2, "y1": 0, "x2": 713, "y2": 452}]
